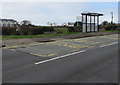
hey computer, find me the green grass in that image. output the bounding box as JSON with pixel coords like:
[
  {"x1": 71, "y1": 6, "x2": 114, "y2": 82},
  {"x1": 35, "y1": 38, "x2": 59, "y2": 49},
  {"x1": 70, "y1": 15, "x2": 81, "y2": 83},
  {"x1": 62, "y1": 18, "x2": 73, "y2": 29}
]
[
  {"x1": 54, "y1": 27, "x2": 68, "y2": 33},
  {"x1": 2, "y1": 27, "x2": 82, "y2": 39},
  {"x1": 2, "y1": 32, "x2": 82, "y2": 39},
  {"x1": 2, "y1": 29, "x2": 119, "y2": 39},
  {"x1": 100, "y1": 30, "x2": 120, "y2": 32}
]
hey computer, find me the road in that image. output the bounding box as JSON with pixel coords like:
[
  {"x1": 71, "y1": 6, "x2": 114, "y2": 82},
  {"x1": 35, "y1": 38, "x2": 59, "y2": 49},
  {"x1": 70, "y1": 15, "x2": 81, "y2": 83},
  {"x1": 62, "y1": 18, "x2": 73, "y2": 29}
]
[{"x1": 2, "y1": 34, "x2": 119, "y2": 83}]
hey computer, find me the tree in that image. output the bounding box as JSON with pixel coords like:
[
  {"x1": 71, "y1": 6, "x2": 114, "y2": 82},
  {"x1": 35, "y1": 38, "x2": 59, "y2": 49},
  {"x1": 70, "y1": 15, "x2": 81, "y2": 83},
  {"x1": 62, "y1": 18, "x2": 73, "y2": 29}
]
[
  {"x1": 102, "y1": 21, "x2": 109, "y2": 25},
  {"x1": 20, "y1": 20, "x2": 31, "y2": 26}
]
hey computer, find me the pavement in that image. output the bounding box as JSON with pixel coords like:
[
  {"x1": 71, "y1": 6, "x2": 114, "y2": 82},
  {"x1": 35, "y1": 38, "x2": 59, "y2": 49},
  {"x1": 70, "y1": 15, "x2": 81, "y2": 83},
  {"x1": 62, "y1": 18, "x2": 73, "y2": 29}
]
[
  {"x1": 1, "y1": 33, "x2": 119, "y2": 83},
  {"x1": 2, "y1": 32, "x2": 118, "y2": 47}
]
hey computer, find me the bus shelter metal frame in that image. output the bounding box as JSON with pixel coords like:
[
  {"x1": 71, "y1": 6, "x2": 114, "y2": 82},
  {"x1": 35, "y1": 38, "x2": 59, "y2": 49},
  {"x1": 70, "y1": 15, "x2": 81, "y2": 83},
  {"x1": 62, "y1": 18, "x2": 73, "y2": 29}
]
[{"x1": 81, "y1": 12, "x2": 103, "y2": 33}]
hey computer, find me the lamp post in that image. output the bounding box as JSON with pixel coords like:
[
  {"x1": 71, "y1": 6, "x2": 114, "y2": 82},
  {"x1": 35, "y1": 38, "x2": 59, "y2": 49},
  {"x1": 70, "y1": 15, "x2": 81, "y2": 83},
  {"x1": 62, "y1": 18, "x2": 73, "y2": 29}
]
[
  {"x1": 111, "y1": 11, "x2": 113, "y2": 24},
  {"x1": 76, "y1": 16, "x2": 81, "y2": 26}
]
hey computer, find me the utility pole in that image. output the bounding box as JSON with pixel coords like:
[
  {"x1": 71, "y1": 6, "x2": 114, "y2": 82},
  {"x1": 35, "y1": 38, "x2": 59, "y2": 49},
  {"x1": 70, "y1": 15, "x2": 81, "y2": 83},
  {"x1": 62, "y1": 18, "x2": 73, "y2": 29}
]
[
  {"x1": 111, "y1": 12, "x2": 113, "y2": 24},
  {"x1": 76, "y1": 16, "x2": 81, "y2": 26},
  {"x1": 118, "y1": 1, "x2": 120, "y2": 24}
]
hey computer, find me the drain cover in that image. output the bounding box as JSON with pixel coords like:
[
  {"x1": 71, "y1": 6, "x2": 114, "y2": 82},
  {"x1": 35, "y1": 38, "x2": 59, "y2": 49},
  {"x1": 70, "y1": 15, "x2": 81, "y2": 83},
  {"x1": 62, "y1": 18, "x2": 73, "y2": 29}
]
[{"x1": 37, "y1": 39, "x2": 55, "y2": 42}]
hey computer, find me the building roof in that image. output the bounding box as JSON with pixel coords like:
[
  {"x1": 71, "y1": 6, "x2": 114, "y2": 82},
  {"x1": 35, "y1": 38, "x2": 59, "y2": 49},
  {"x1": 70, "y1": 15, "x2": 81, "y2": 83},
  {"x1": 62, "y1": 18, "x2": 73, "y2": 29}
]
[{"x1": 1, "y1": 19, "x2": 17, "y2": 22}]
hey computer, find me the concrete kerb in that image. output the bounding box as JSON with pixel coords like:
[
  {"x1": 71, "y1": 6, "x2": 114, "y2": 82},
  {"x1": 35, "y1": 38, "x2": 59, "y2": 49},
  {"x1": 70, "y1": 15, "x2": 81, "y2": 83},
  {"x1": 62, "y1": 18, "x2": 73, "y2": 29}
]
[{"x1": 2, "y1": 32, "x2": 118, "y2": 48}]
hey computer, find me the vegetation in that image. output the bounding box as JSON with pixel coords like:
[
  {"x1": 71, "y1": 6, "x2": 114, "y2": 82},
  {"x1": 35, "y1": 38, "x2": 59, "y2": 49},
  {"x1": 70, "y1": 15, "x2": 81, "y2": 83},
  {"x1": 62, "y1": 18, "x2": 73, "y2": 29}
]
[
  {"x1": 99, "y1": 21, "x2": 120, "y2": 31},
  {"x1": 68, "y1": 26, "x2": 82, "y2": 32},
  {"x1": 2, "y1": 20, "x2": 120, "y2": 39},
  {"x1": 2, "y1": 25, "x2": 54, "y2": 35},
  {"x1": 100, "y1": 30, "x2": 120, "y2": 32},
  {"x1": 2, "y1": 32, "x2": 81, "y2": 39},
  {"x1": 54, "y1": 27, "x2": 68, "y2": 34}
]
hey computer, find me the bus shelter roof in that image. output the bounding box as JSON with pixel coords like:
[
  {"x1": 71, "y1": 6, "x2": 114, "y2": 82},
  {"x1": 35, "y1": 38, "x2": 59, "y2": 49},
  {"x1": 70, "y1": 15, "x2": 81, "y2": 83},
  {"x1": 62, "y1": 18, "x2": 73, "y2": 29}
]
[{"x1": 81, "y1": 12, "x2": 103, "y2": 16}]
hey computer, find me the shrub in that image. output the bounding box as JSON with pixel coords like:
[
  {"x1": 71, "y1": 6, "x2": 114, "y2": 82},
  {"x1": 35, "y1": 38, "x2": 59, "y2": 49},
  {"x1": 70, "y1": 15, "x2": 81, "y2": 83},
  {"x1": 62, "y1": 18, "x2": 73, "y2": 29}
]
[
  {"x1": 68, "y1": 26, "x2": 82, "y2": 32},
  {"x1": 105, "y1": 24, "x2": 117, "y2": 30},
  {"x1": 2, "y1": 27, "x2": 17, "y2": 35},
  {"x1": 54, "y1": 28, "x2": 68, "y2": 34},
  {"x1": 100, "y1": 24, "x2": 119, "y2": 31},
  {"x1": 41, "y1": 26, "x2": 54, "y2": 32},
  {"x1": 74, "y1": 26, "x2": 82, "y2": 32},
  {"x1": 2, "y1": 26, "x2": 54, "y2": 35}
]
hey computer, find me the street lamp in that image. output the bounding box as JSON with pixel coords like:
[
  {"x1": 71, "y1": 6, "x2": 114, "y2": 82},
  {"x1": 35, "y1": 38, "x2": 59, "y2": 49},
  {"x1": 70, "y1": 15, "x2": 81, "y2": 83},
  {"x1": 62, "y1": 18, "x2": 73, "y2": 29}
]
[
  {"x1": 111, "y1": 11, "x2": 113, "y2": 24},
  {"x1": 76, "y1": 16, "x2": 81, "y2": 26}
]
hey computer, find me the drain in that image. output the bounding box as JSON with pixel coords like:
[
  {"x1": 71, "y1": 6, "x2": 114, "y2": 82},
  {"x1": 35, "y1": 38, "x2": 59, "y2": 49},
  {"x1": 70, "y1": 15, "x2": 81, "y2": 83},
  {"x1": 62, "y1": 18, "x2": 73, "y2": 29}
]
[
  {"x1": 37, "y1": 39, "x2": 55, "y2": 42},
  {"x1": 2, "y1": 43, "x2": 6, "y2": 47}
]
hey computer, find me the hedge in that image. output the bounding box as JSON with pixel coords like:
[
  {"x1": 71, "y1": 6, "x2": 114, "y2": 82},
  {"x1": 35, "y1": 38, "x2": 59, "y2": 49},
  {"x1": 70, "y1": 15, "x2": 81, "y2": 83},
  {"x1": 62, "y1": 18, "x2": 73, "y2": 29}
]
[
  {"x1": 2, "y1": 26, "x2": 54, "y2": 35},
  {"x1": 100, "y1": 24, "x2": 120, "y2": 31},
  {"x1": 68, "y1": 26, "x2": 82, "y2": 32}
]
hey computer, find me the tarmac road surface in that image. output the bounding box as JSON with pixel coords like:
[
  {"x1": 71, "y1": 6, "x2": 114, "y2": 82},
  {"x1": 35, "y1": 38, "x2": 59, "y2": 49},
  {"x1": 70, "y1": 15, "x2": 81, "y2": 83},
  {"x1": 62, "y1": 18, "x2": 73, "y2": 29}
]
[{"x1": 2, "y1": 34, "x2": 119, "y2": 83}]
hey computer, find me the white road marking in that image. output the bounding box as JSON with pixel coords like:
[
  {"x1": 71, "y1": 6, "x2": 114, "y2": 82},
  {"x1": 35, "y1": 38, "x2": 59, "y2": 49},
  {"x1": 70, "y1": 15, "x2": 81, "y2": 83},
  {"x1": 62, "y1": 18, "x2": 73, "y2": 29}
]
[
  {"x1": 100, "y1": 42, "x2": 118, "y2": 48},
  {"x1": 35, "y1": 50, "x2": 86, "y2": 65}
]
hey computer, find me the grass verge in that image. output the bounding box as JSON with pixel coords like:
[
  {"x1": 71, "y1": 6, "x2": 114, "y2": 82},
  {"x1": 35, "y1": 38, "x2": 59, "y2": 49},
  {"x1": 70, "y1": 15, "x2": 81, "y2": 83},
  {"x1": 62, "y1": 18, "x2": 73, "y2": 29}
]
[
  {"x1": 99, "y1": 30, "x2": 120, "y2": 32},
  {"x1": 2, "y1": 30, "x2": 119, "y2": 39},
  {"x1": 2, "y1": 32, "x2": 82, "y2": 39}
]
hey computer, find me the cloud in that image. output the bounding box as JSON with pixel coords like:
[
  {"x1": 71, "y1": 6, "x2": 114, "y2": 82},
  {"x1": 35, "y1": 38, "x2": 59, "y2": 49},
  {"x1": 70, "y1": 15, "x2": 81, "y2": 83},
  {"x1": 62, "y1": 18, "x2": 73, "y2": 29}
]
[
  {"x1": 1, "y1": 2, "x2": 86, "y2": 25},
  {"x1": 1, "y1": 2, "x2": 118, "y2": 25},
  {"x1": 0, "y1": 0, "x2": 119, "y2": 2}
]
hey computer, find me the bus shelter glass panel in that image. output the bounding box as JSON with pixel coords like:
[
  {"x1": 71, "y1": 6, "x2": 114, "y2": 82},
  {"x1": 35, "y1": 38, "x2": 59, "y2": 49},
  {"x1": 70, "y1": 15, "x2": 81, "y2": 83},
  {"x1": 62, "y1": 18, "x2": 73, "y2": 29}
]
[
  {"x1": 87, "y1": 16, "x2": 90, "y2": 32},
  {"x1": 95, "y1": 24, "x2": 98, "y2": 31},
  {"x1": 81, "y1": 12, "x2": 103, "y2": 33},
  {"x1": 82, "y1": 15, "x2": 86, "y2": 33},
  {"x1": 95, "y1": 16, "x2": 98, "y2": 32},
  {"x1": 82, "y1": 24, "x2": 86, "y2": 32},
  {"x1": 91, "y1": 17, "x2": 94, "y2": 32},
  {"x1": 83, "y1": 15, "x2": 86, "y2": 23}
]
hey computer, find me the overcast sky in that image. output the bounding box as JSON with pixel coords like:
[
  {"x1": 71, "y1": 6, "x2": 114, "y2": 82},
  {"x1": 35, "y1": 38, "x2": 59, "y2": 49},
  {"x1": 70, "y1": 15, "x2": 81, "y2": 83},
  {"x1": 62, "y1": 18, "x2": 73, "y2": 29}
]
[{"x1": 0, "y1": 2, "x2": 118, "y2": 26}]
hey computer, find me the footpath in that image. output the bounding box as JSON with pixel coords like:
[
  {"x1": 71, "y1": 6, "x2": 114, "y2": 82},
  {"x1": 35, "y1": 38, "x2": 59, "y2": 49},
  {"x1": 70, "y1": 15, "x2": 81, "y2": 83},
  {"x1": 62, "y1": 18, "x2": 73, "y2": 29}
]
[{"x1": 2, "y1": 32, "x2": 118, "y2": 47}]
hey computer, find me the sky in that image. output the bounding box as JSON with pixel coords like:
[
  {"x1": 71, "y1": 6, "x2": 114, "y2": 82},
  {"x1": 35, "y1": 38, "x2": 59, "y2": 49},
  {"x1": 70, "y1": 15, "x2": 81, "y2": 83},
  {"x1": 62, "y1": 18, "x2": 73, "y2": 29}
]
[{"x1": 0, "y1": 2, "x2": 119, "y2": 26}]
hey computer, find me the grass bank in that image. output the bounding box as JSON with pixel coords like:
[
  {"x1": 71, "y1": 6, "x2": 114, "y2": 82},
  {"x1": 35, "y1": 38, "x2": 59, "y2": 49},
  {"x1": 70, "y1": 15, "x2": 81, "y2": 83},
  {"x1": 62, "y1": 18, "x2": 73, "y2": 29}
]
[
  {"x1": 99, "y1": 30, "x2": 120, "y2": 32},
  {"x1": 2, "y1": 30, "x2": 119, "y2": 39},
  {"x1": 2, "y1": 32, "x2": 81, "y2": 39}
]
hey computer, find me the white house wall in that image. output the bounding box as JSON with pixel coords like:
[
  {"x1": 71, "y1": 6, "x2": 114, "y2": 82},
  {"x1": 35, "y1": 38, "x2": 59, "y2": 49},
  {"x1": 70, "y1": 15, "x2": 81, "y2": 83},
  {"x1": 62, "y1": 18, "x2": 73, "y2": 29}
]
[{"x1": 1, "y1": 19, "x2": 17, "y2": 27}]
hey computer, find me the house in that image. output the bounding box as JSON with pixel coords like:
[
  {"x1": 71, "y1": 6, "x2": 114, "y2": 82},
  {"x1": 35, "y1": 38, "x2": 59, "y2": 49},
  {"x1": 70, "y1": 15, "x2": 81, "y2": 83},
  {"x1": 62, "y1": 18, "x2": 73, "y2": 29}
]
[
  {"x1": 68, "y1": 22, "x2": 74, "y2": 27},
  {"x1": 0, "y1": 19, "x2": 18, "y2": 27}
]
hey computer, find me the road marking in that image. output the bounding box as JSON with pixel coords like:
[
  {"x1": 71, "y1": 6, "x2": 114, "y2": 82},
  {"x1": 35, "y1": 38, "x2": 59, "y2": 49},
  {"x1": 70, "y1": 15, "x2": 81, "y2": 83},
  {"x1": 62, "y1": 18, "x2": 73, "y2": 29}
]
[
  {"x1": 100, "y1": 42, "x2": 118, "y2": 48},
  {"x1": 35, "y1": 50, "x2": 85, "y2": 65},
  {"x1": 9, "y1": 49, "x2": 16, "y2": 51},
  {"x1": 73, "y1": 39, "x2": 100, "y2": 44},
  {"x1": 30, "y1": 53, "x2": 56, "y2": 57},
  {"x1": 99, "y1": 36, "x2": 118, "y2": 40},
  {"x1": 1, "y1": 43, "x2": 43, "y2": 49},
  {"x1": 47, "y1": 54, "x2": 56, "y2": 56},
  {"x1": 28, "y1": 43, "x2": 44, "y2": 46}
]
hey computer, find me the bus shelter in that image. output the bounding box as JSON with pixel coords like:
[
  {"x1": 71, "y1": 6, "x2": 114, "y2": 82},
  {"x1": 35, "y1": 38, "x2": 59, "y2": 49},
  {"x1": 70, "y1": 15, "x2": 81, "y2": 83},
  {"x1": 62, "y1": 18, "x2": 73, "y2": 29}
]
[{"x1": 81, "y1": 12, "x2": 103, "y2": 33}]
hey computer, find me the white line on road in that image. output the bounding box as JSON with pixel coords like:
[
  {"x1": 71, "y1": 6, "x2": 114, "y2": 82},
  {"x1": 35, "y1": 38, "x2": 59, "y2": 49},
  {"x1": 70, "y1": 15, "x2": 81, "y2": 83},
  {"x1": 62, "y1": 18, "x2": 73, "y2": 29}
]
[
  {"x1": 35, "y1": 50, "x2": 86, "y2": 65},
  {"x1": 100, "y1": 42, "x2": 118, "y2": 48}
]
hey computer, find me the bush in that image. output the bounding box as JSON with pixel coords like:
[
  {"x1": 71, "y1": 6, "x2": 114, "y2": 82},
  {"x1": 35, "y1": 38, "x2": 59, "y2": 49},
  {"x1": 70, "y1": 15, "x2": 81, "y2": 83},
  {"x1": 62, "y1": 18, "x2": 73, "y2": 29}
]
[
  {"x1": 68, "y1": 27, "x2": 74, "y2": 32},
  {"x1": 68, "y1": 26, "x2": 82, "y2": 32},
  {"x1": 2, "y1": 26, "x2": 54, "y2": 35},
  {"x1": 99, "y1": 24, "x2": 119, "y2": 31},
  {"x1": 105, "y1": 24, "x2": 117, "y2": 30},
  {"x1": 2, "y1": 27, "x2": 17, "y2": 35},
  {"x1": 54, "y1": 28, "x2": 68, "y2": 34},
  {"x1": 41, "y1": 26, "x2": 54, "y2": 32}
]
